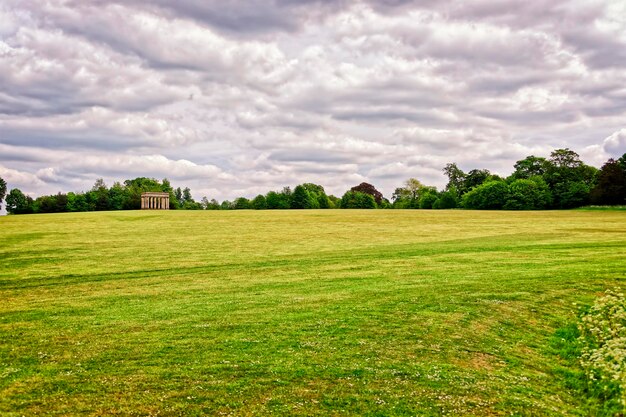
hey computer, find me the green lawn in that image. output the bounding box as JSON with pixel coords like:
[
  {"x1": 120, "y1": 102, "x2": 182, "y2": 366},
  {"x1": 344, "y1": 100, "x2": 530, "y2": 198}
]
[{"x1": 1, "y1": 210, "x2": 625, "y2": 416}]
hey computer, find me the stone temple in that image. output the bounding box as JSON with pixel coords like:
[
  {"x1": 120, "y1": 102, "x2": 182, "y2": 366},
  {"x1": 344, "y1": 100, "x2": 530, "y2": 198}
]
[{"x1": 141, "y1": 192, "x2": 170, "y2": 210}]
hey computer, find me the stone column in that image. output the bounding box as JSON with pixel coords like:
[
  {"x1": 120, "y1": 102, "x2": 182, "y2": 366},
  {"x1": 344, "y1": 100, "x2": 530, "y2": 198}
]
[
  {"x1": 141, "y1": 196, "x2": 144, "y2": 209},
  {"x1": 166, "y1": 196, "x2": 169, "y2": 209},
  {"x1": 150, "y1": 197, "x2": 153, "y2": 209}
]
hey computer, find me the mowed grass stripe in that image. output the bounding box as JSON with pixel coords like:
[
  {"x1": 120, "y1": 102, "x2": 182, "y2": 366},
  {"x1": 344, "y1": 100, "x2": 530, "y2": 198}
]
[{"x1": 1, "y1": 210, "x2": 625, "y2": 415}]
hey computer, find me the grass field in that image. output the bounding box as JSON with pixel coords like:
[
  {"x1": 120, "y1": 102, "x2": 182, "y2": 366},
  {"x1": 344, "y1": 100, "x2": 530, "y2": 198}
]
[{"x1": 1, "y1": 210, "x2": 625, "y2": 416}]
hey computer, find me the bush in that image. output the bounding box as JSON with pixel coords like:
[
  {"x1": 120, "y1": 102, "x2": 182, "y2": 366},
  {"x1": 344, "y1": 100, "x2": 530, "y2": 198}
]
[
  {"x1": 461, "y1": 181, "x2": 509, "y2": 209},
  {"x1": 340, "y1": 190, "x2": 377, "y2": 209},
  {"x1": 433, "y1": 191, "x2": 458, "y2": 209},
  {"x1": 418, "y1": 192, "x2": 438, "y2": 209},
  {"x1": 578, "y1": 289, "x2": 626, "y2": 412}
]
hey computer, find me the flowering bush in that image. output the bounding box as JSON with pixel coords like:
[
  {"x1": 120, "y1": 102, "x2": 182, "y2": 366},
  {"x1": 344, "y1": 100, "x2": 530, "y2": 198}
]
[{"x1": 578, "y1": 289, "x2": 626, "y2": 410}]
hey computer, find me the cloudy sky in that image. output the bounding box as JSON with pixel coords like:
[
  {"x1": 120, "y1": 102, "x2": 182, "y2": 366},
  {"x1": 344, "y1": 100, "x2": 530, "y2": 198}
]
[{"x1": 1, "y1": 0, "x2": 626, "y2": 203}]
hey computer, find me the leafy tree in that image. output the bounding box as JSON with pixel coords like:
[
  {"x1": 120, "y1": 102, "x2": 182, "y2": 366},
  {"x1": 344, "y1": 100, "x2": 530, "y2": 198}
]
[
  {"x1": 392, "y1": 178, "x2": 432, "y2": 208},
  {"x1": 618, "y1": 153, "x2": 626, "y2": 173},
  {"x1": 461, "y1": 180, "x2": 509, "y2": 210},
  {"x1": 220, "y1": 200, "x2": 234, "y2": 210},
  {"x1": 0, "y1": 176, "x2": 7, "y2": 210},
  {"x1": 162, "y1": 178, "x2": 177, "y2": 209},
  {"x1": 418, "y1": 192, "x2": 438, "y2": 209},
  {"x1": 544, "y1": 149, "x2": 596, "y2": 208},
  {"x1": 443, "y1": 163, "x2": 466, "y2": 196},
  {"x1": 251, "y1": 194, "x2": 267, "y2": 210},
  {"x1": 590, "y1": 158, "x2": 626, "y2": 205},
  {"x1": 328, "y1": 195, "x2": 341, "y2": 209},
  {"x1": 107, "y1": 182, "x2": 126, "y2": 210},
  {"x1": 511, "y1": 156, "x2": 550, "y2": 179},
  {"x1": 464, "y1": 169, "x2": 491, "y2": 191},
  {"x1": 266, "y1": 191, "x2": 290, "y2": 209},
  {"x1": 6, "y1": 189, "x2": 34, "y2": 214},
  {"x1": 350, "y1": 182, "x2": 384, "y2": 205},
  {"x1": 233, "y1": 197, "x2": 251, "y2": 210},
  {"x1": 174, "y1": 187, "x2": 183, "y2": 206},
  {"x1": 182, "y1": 200, "x2": 204, "y2": 210},
  {"x1": 206, "y1": 198, "x2": 221, "y2": 210},
  {"x1": 432, "y1": 191, "x2": 458, "y2": 209},
  {"x1": 291, "y1": 185, "x2": 317, "y2": 209},
  {"x1": 504, "y1": 178, "x2": 552, "y2": 210},
  {"x1": 340, "y1": 190, "x2": 376, "y2": 209},
  {"x1": 182, "y1": 187, "x2": 193, "y2": 204},
  {"x1": 91, "y1": 178, "x2": 109, "y2": 211}
]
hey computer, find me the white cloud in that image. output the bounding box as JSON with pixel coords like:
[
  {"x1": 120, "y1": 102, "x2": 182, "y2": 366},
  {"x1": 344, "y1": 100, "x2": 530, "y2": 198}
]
[{"x1": 1, "y1": 0, "x2": 625, "y2": 204}]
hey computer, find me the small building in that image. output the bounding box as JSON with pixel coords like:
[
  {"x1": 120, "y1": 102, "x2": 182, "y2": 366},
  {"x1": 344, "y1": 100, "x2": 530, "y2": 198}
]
[{"x1": 141, "y1": 192, "x2": 170, "y2": 210}]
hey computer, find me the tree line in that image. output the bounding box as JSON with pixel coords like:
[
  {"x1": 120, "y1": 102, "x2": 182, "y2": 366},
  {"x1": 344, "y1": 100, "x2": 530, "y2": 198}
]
[{"x1": 1, "y1": 148, "x2": 625, "y2": 215}]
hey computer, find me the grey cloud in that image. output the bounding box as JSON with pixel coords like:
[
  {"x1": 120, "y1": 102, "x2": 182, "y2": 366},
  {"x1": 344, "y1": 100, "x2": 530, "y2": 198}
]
[{"x1": 2, "y1": 0, "x2": 625, "y2": 203}]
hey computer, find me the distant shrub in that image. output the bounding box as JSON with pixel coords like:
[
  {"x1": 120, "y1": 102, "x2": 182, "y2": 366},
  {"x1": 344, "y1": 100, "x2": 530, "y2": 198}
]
[{"x1": 578, "y1": 289, "x2": 626, "y2": 412}]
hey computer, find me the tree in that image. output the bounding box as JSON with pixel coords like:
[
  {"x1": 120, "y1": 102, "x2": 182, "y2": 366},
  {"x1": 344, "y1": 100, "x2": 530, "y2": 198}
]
[
  {"x1": 266, "y1": 191, "x2": 290, "y2": 209},
  {"x1": 182, "y1": 187, "x2": 193, "y2": 204},
  {"x1": 461, "y1": 180, "x2": 509, "y2": 209},
  {"x1": 91, "y1": 178, "x2": 109, "y2": 211},
  {"x1": 549, "y1": 148, "x2": 583, "y2": 169},
  {"x1": 443, "y1": 163, "x2": 466, "y2": 196},
  {"x1": 291, "y1": 185, "x2": 317, "y2": 209},
  {"x1": 418, "y1": 191, "x2": 438, "y2": 209},
  {"x1": 301, "y1": 183, "x2": 330, "y2": 209},
  {"x1": 511, "y1": 156, "x2": 550, "y2": 179},
  {"x1": 233, "y1": 197, "x2": 251, "y2": 209},
  {"x1": 464, "y1": 169, "x2": 491, "y2": 191},
  {"x1": 6, "y1": 188, "x2": 34, "y2": 214},
  {"x1": 0, "y1": 176, "x2": 6, "y2": 210},
  {"x1": 350, "y1": 182, "x2": 384, "y2": 205},
  {"x1": 544, "y1": 149, "x2": 596, "y2": 208},
  {"x1": 108, "y1": 182, "x2": 126, "y2": 210},
  {"x1": 206, "y1": 198, "x2": 221, "y2": 210},
  {"x1": 340, "y1": 190, "x2": 376, "y2": 209},
  {"x1": 175, "y1": 187, "x2": 183, "y2": 206},
  {"x1": 432, "y1": 191, "x2": 458, "y2": 209},
  {"x1": 504, "y1": 178, "x2": 552, "y2": 210},
  {"x1": 590, "y1": 158, "x2": 626, "y2": 205},
  {"x1": 251, "y1": 194, "x2": 267, "y2": 210},
  {"x1": 392, "y1": 178, "x2": 433, "y2": 208}
]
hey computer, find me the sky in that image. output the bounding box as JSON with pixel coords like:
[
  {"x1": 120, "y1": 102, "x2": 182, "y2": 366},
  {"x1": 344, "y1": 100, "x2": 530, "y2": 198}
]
[{"x1": 1, "y1": 0, "x2": 626, "y2": 203}]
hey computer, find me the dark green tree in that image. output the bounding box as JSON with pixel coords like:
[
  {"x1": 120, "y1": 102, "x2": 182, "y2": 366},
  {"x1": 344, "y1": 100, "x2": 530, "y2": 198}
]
[
  {"x1": 461, "y1": 180, "x2": 509, "y2": 210},
  {"x1": 590, "y1": 158, "x2": 626, "y2": 205},
  {"x1": 265, "y1": 191, "x2": 291, "y2": 209},
  {"x1": 511, "y1": 156, "x2": 550, "y2": 179},
  {"x1": 233, "y1": 197, "x2": 251, "y2": 209},
  {"x1": 0, "y1": 176, "x2": 6, "y2": 210},
  {"x1": 205, "y1": 198, "x2": 221, "y2": 210},
  {"x1": 108, "y1": 182, "x2": 127, "y2": 210},
  {"x1": 91, "y1": 178, "x2": 109, "y2": 211},
  {"x1": 464, "y1": 169, "x2": 491, "y2": 191},
  {"x1": 544, "y1": 149, "x2": 596, "y2": 208},
  {"x1": 443, "y1": 163, "x2": 466, "y2": 197},
  {"x1": 432, "y1": 191, "x2": 458, "y2": 209},
  {"x1": 6, "y1": 189, "x2": 34, "y2": 214},
  {"x1": 504, "y1": 178, "x2": 552, "y2": 210},
  {"x1": 251, "y1": 194, "x2": 267, "y2": 210},
  {"x1": 291, "y1": 185, "x2": 317, "y2": 209},
  {"x1": 340, "y1": 190, "x2": 377, "y2": 209},
  {"x1": 418, "y1": 191, "x2": 439, "y2": 209}
]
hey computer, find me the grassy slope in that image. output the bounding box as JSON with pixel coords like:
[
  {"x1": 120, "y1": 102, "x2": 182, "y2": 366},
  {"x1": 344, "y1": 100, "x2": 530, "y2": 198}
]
[{"x1": 1, "y1": 210, "x2": 625, "y2": 416}]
